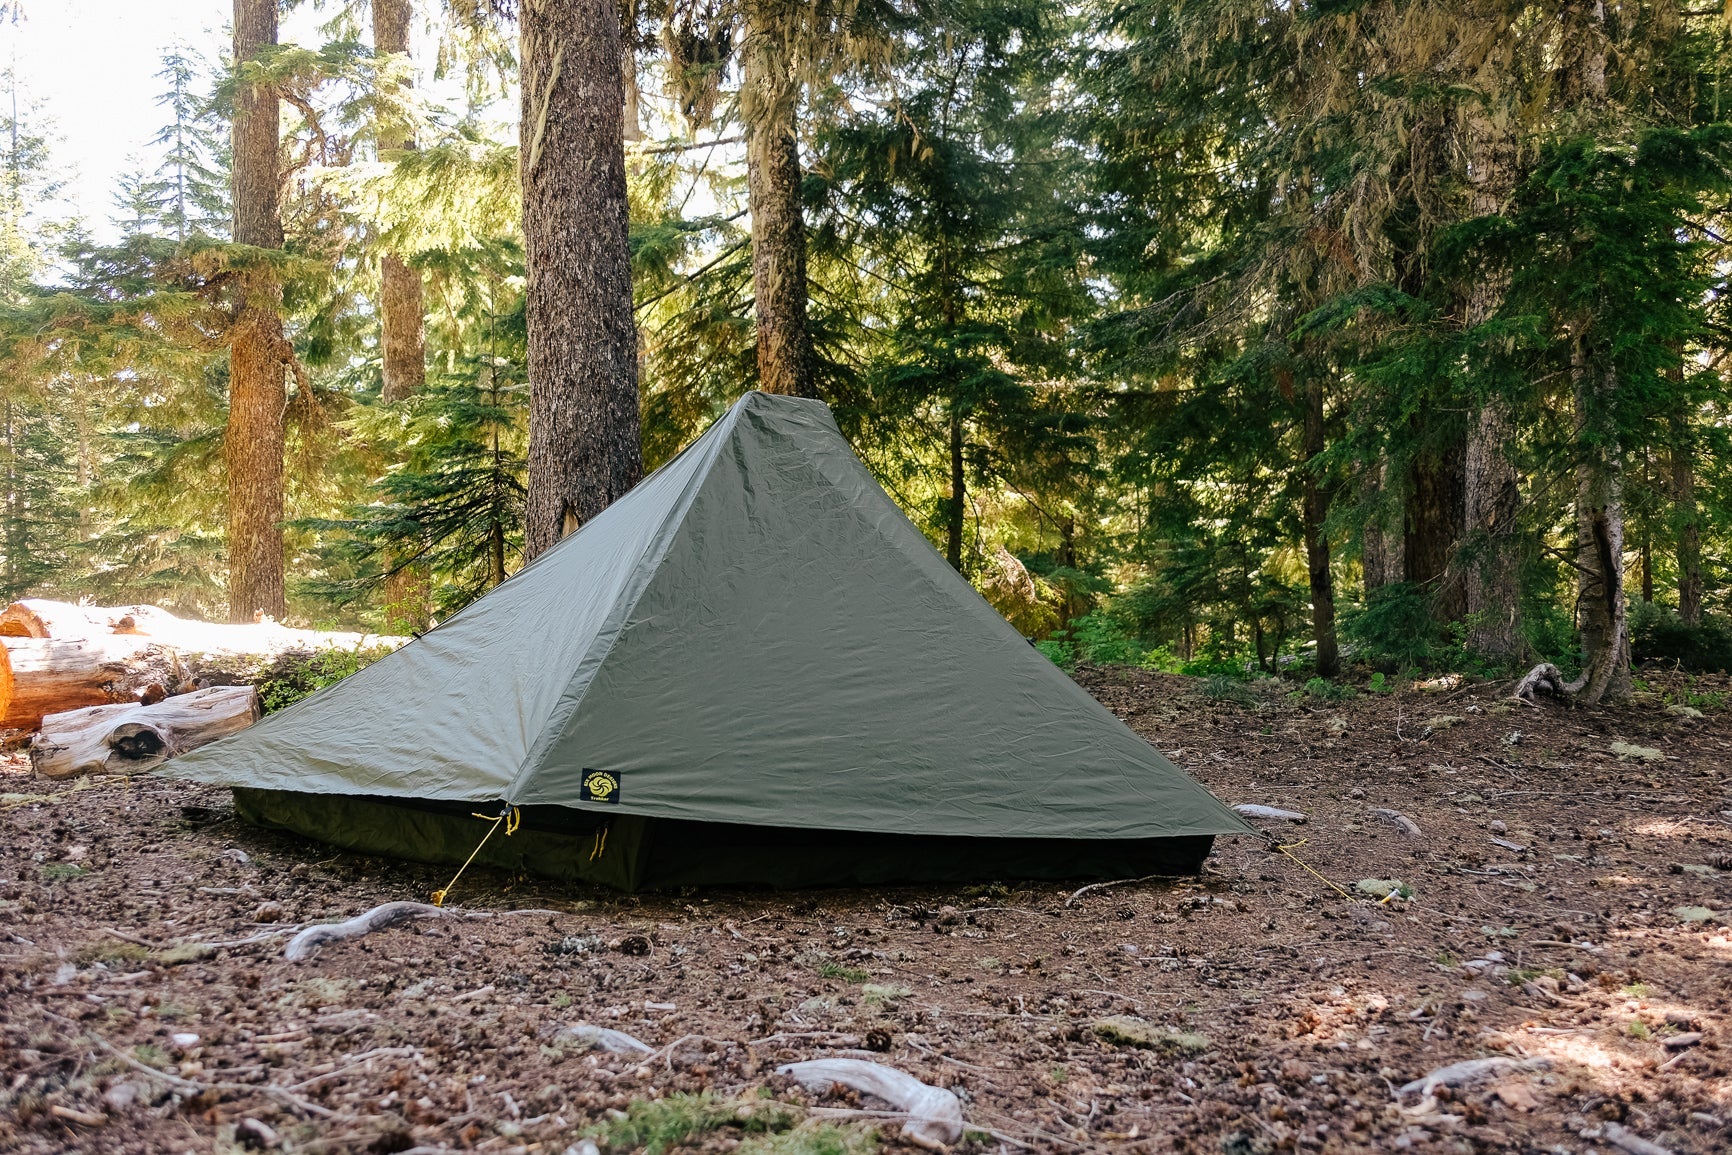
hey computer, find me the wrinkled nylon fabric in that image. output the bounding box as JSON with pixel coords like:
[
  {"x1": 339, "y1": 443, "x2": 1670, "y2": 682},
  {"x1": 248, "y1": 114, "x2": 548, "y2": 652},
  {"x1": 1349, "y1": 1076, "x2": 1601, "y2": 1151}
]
[{"x1": 167, "y1": 392, "x2": 1255, "y2": 843}]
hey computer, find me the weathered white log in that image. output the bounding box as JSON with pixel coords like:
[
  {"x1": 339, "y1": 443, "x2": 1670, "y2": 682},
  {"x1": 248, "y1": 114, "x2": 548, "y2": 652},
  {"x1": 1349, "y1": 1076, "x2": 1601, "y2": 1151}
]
[
  {"x1": 1234, "y1": 804, "x2": 1307, "y2": 823},
  {"x1": 285, "y1": 902, "x2": 448, "y2": 961},
  {"x1": 0, "y1": 637, "x2": 188, "y2": 733},
  {"x1": 30, "y1": 686, "x2": 260, "y2": 778},
  {"x1": 0, "y1": 598, "x2": 404, "y2": 656},
  {"x1": 777, "y1": 1058, "x2": 964, "y2": 1151}
]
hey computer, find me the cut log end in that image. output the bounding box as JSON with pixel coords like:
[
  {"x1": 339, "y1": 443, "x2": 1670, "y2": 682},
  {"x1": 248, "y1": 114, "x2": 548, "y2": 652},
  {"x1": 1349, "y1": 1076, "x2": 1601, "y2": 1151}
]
[{"x1": 30, "y1": 685, "x2": 260, "y2": 779}]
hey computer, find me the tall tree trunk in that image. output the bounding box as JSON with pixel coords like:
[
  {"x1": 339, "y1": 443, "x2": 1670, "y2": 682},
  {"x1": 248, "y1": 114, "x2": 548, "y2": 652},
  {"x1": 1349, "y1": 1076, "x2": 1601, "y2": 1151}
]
[
  {"x1": 520, "y1": 0, "x2": 643, "y2": 561},
  {"x1": 1360, "y1": 460, "x2": 1404, "y2": 594},
  {"x1": 228, "y1": 0, "x2": 288, "y2": 623},
  {"x1": 743, "y1": 0, "x2": 818, "y2": 399},
  {"x1": 1571, "y1": 342, "x2": 1630, "y2": 703},
  {"x1": 1672, "y1": 412, "x2": 1702, "y2": 627},
  {"x1": 374, "y1": 0, "x2": 426, "y2": 403},
  {"x1": 1459, "y1": 104, "x2": 1523, "y2": 662},
  {"x1": 1568, "y1": 0, "x2": 1627, "y2": 702},
  {"x1": 374, "y1": 0, "x2": 431, "y2": 632},
  {"x1": 945, "y1": 402, "x2": 965, "y2": 571},
  {"x1": 1463, "y1": 402, "x2": 1523, "y2": 658},
  {"x1": 1404, "y1": 439, "x2": 1465, "y2": 618},
  {"x1": 1302, "y1": 377, "x2": 1339, "y2": 676}
]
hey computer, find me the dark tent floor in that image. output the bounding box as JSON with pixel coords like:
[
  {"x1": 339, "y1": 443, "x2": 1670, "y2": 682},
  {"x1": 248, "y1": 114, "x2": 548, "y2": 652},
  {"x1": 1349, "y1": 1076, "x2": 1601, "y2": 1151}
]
[{"x1": 234, "y1": 788, "x2": 1217, "y2": 893}]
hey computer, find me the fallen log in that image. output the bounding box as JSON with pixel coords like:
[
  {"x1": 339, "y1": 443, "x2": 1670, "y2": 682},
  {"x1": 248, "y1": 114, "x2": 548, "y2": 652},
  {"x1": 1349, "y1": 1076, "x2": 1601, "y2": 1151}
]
[
  {"x1": 0, "y1": 598, "x2": 402, "y2": 656},
  {"x1": 30, "y1": 686, "x2": 260, "y2": 778},
  {"x1": 0, "y1": 598, "x2": 187, "y2": 638},
  {"x1": 0, "y1": 637, "x2": 187, "y2": 733}
]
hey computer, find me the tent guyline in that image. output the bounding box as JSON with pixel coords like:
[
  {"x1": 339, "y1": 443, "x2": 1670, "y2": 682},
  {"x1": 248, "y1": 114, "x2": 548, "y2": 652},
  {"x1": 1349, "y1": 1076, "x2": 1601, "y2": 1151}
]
[
  {"x1": 166, "y1": 391, "x2": 1254, "y2": 890},
  {"x1": 430, "y1": 805, "x2": 520, "y2": 907}
]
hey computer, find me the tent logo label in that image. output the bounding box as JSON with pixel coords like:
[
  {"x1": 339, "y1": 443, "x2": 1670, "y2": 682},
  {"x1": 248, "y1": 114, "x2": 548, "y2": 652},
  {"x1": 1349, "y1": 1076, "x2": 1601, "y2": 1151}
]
[{"x1": 581, "y1": 769, "x2": 621, "y2": 804}]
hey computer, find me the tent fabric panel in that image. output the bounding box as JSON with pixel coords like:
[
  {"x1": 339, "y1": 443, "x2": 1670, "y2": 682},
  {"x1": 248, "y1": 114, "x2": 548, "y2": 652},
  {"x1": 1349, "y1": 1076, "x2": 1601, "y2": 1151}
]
[
  {"x1": 170, "y1": 425, "x2": 722, "y2": 803},
  {"x1": 518, "y1": 396, "x2": 1253, "y2": 841}
]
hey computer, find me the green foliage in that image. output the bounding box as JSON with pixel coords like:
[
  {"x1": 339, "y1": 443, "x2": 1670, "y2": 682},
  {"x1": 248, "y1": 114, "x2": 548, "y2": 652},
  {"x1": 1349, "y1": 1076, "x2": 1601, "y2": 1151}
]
[
  {"x1": 258, "y1": 645, "x2": 397, "y2": 712},
  {"x1": 1301, "y1": 676, "x2": 1355, "y2": 703},
  {"x1": 587, "y1": 1093, "x2": 872, "y2": 1155},
  {"x1": 814, "y1": 961, "x2": 870, "y2": 982},
  {"x1": 0, "y1": 0, "x2": 1728, "y2": 684},
  {"x1": 1199, "y1": 674, "x2": 1257, "y2": 706},
  {"x1": 1339, "y1": 583, "x2": 1435, "y2": 670},
  {"x1": 1630, "y1": 601, "x2": 1732, "y2": 673}
]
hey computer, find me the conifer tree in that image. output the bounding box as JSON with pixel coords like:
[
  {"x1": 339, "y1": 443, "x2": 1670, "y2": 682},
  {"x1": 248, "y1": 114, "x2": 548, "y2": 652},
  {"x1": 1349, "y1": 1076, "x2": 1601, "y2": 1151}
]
[{"x1": 520, "y1": 0, "x2": 642, "y2": 559}]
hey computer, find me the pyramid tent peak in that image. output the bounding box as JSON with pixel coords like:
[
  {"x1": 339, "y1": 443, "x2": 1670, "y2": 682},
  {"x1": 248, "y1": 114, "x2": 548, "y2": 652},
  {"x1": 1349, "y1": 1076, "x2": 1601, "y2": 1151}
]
[{"x1": 168, "y1": 391, "x2": 1252, "y2": 886}]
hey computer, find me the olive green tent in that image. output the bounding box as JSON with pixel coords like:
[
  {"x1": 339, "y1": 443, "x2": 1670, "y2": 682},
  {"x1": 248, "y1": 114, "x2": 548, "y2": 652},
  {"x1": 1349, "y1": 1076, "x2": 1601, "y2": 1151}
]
[{"x1": 167, "y1": 391, "x2": 1254, "y2": 889}]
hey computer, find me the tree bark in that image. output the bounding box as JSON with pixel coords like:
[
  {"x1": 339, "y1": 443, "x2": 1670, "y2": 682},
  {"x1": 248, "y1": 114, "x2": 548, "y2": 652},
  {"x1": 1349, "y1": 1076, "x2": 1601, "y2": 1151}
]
[
  {"x1": 374, "y1": 0, "x2": 426, "y2": 403},
  {"x1": 1360, "y1": 460, "x2": 1404, "y2": 594},
  {"x1": 1404, "y1": 439, "x2": 1464, "y2": 618},
  {"x1": 229, "y1": 0, "x2": 288, "y2": 623},
  {"x1": 1302, "y1": 377, "x2": 1339, "y2": 676},
  {"x1": 520, "y1": 0, "x2": 643, "y2": 561},
  {"x1": 743, "y1": 0, "x2": 818, "y2": 399},
  {"x1": 1570, "y1": 345, "x2": 1630, "y2": 703},
  {"x1": 1463, "y1": 401, "x2": 1523, "y2": 659},
  {"x1": 1672, "y1": 410, "x2": 1702, "y2": 627},
  {"x1": 1458, "y1": 101, "x2": 1523, "y2": 662},
  {"x1": 945, "y1": 402, "x2": 965, "y2": 571}
]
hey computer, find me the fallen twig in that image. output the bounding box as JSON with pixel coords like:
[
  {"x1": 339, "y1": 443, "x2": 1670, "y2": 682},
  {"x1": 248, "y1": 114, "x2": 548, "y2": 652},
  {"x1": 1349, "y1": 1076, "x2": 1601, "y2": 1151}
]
[
  {"x1": 550, "y1": 1023, "x2": 654, "y2": 1056},
  {"x1": 43, "y1": 1011, "x2": 349, "y2": 1120},
  {"x1": 1063, "y1": 874, "x2": 1180, "y2": 908},
  {"x1": 1371, "y1": 808, "x2": 1422, "y2": 837}
]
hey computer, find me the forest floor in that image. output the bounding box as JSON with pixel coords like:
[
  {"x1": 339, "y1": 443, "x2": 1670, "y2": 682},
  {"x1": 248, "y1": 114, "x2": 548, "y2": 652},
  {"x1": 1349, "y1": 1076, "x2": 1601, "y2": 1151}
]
[{"x1": 2, "y1": 666, "x2": 1730, "y2": 1155}]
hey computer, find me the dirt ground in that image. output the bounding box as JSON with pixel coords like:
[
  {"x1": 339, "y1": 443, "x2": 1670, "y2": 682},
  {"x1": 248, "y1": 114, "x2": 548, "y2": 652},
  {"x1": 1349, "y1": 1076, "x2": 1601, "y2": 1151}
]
[{"x1": 2, "y1": 667, "x2": 1729, "y2": 1155}]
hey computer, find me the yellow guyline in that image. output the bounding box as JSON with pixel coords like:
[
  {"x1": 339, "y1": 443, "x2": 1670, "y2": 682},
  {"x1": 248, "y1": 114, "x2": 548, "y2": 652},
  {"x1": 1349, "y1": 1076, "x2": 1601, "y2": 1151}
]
[
  {"x1": 431, "y1": 804, "x2": 521, "y2": 907},
  {"x1": 1272, "y1": 838, "x2": 1357, "y2": 903}
]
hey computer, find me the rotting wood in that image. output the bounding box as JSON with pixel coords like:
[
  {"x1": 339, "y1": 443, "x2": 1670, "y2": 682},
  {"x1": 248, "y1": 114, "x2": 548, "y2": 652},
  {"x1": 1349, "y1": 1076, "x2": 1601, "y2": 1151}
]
[
  {"x1": 0, "y1": 637, "x2": 186, "y2": 733},
  {"x1": 1234, "y1": 804, "x2": 1308, "y2": 823},
  {"x1": 31, "y1": 686, "x2": 259, "y2": 778}
]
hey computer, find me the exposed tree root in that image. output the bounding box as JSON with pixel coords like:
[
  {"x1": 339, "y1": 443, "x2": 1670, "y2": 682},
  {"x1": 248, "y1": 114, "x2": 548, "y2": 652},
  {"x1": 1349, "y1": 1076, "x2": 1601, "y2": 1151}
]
[
  {"x1": 1513, "y1": 663, "x2": 1587, "y2": 702},
  {"x1": 284, "y1": 901, "x2": 446, "y2": 961}
]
